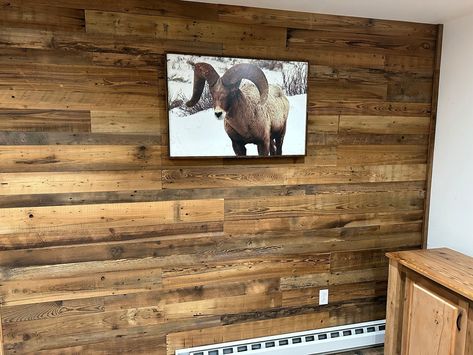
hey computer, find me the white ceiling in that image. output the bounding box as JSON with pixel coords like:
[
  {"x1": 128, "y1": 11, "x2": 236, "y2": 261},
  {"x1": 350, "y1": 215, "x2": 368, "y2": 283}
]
[{"x1": 189, "y1": 0, "x2": 473, "y2": 24}]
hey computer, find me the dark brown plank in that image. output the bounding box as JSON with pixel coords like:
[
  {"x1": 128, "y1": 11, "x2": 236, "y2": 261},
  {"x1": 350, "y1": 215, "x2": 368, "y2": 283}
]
[
  {"x1": 0, "y1": 4, "x2": 85, "y2": 31},
  {"x1": 0, "y1": 109, "x2": 90, "y2": 132},
  {"x1": 288, "y1": 29, "x2": 436, "y2": 57}
]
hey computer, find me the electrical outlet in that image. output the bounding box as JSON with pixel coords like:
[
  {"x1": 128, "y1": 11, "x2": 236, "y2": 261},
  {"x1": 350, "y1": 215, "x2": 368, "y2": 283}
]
[{"x1": 319, "y1": 289, "x2": 329, "y2": 305}]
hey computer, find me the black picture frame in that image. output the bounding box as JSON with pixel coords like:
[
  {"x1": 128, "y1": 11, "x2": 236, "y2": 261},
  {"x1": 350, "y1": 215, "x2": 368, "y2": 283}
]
[{"x1": 165, "y1": 52, "x2": 309, "y2": 159}]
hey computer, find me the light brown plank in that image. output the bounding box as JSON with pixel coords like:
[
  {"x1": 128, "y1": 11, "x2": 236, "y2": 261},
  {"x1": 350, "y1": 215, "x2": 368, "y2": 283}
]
[
  {"x1": 337, "y1": 145, "x2": 428, "y2": 165},
  {"x1": 85, "y1": 10, "x2": 287, "y2": 47},
  {"x1": 164, "y1": 293, "x2": 282, "y2": 321},
  {"x1": 91, "y1": 111, "x2": 161, "y2": 134},
  {"x1": 281, "y1": 267, "x2": 390, "y2": 290},
  {"x1": 311, "y1": 100, "x2": 431, "y2": 117},
  {"x1": 307, "y1": 115, "x2": 339, "y2": 133},
  {"x1": 0, "y1": 199, "x2": 223, "y2": 236},
  {"x1": 162, "y1": 254, "x2": 330, "y2": 290},
  {"x1": 0, "y1": 88, "x2": 161, "y2": 111},
  {"x1": 339, "y1": 115, "x2": 431, "y2": 134},
  {"x1": 224, "y1": 190, "x2": 424, "y2": 220},
  {"x1": 0, "y1": 170, "x2": 162, "y2": 195},
  {"x1": 163, "y1": 164, "x2": 427, "y2": 189},
  {"x1": 0, "y1": 63, "x2": 159, "y2": 95},
  {"x1": 0, "y1": 145, "x2": 161, "y2": 172},
  {"x1": 224, "y1": 209, "x2": 423, "y2": 235}
]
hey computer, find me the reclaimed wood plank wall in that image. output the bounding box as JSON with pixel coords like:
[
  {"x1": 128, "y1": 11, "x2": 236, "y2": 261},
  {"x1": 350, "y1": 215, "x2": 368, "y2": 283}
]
[{"x1": 0, "y1": 0, "x2": 441, "y2": 353}]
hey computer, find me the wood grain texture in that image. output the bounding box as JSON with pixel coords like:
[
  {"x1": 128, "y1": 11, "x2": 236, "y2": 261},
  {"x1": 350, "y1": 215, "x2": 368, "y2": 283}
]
[
  {"x1": 387, "y1": 248, "x2": 473, "y2": 302},
  {"x1": 0, "y1": 0, "x2": 440, "y2": 353},
  {"x1": 0, "y1": 109, "x2": 90, "y2": 132},
  {"x1": 466, "y1": 306, "x2": 473, "y2": 355},
  {"x1": 385, "y1": 249, "x2": 472, "y2": 355},
  {"x1": 85, "y1": 10, "x2": 287, "y2": 47},
  {"x1": 0, "y1": 3, "x2": 85, "y2": 31},
  {"x1": 404, "y1": 282, "x2": 463, "y2": 355},
  {"x1": 384, "y1": 259, "x2": 404, "y2": 355},
  {"x1": 0, "y1": 62, "x2": 159, "y2": 95},
  {"x1": 0, "y1": 312, "x2": 3, "y2": 355},
  {"x1": 167, "y1": 298, "x2": 386, "y2": 355},
  {"x1": 91, "y1": 111, "x2": 161, "y2": 134},
  {"x1": 422, "y1": 25, "x2": 443, "y2": 248},
  {"x1": 287, "y1": 29, "x2": 436, "y2": 56},
  {"x1": 0, "y1": 145, "x2": 161, "y2": 172},
  {"x1": 0, "y1": 199, "x2": 223, "y2": 236},
  {"x1": 339, "y1": 115, "x2": 430, "y2": 134},
  {"x1": 217, "y1": 5, "x2": 437, "y2": 38},
  {"x1": 163, "y1": 164, "x2": 427, "y2": 189},
  {"x1": 0, "y1": 170, "x2": 162, "y2": 195}
]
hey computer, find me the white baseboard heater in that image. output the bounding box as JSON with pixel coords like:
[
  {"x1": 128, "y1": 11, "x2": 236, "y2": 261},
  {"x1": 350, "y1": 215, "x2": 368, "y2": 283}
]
[{"x1": 175, "y1": 319, "x2": 385, "y2": 355}]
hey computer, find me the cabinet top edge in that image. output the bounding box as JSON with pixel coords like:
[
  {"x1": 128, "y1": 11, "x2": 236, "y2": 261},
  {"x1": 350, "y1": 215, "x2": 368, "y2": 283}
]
[{"x1": 387, "y1": 248, "x2": 473, "y2": 301}]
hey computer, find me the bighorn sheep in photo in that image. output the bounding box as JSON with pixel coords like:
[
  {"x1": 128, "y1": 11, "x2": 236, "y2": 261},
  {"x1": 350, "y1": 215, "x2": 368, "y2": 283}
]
[{"x1": 186, "y1": 62, "x2": 290, "y2": 156}]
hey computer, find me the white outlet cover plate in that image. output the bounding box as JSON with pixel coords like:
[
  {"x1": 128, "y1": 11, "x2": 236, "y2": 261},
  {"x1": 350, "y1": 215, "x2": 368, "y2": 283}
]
[{"x1": 319, "y1": 289, "x2": 329, "y2": 305}]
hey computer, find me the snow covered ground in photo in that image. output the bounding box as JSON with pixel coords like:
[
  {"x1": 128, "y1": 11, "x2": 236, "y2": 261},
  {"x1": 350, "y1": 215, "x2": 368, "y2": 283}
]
[
  {"x1": 169, "y1": 94, "x2": 307, "y2": 157},
  {"x1": 166, "y1": 53, "x2": 308, "y2": 157}
]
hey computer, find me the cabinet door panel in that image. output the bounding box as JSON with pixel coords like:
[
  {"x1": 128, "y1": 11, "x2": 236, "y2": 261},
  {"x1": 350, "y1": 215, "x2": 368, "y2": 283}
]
[{"x1": 404, "y1": 281, "x2": 466, "y2": 355}]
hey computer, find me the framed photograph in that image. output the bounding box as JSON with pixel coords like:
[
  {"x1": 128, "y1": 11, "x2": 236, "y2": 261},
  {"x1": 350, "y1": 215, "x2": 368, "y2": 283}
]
[{"x1": 166, "y1": 53, "x2": 309, "y2": 158}]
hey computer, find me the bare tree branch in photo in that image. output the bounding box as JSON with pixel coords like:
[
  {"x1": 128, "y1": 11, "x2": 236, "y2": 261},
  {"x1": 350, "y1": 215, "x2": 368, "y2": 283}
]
[
  {"x1": 168, "y1": 84, "x2": 213, "y2": 116},
  {"x1": 181, "y1": 84, "x2": 213, "y2": 115},
  {"x1": 283, "y1": 62, "x2": 308, "y2": 96},
  {"x1": 252, "y1": 59, "x2": 283, "y2": 71}
]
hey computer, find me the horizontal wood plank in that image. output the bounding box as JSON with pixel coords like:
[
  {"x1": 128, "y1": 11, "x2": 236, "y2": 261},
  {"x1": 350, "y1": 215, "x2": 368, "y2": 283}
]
[
  {"x1": 0, "y1": 109, "x2": 90, "y2": 132},
  {"x1": 288, "y1": 29, "x2": 436, "y2": 57},
  {"x1": 163, "y1": 164, "x2": 427, "y2": 189},
  {"x1": 339, "y1": 115, "x2": 431, "y2": 134},
  {"x1": 337, "y1": 145, "x2": 428, "y2": 165},
  {"x1": 91, "y1": 111, "x2": 161, "y2": 134},
  {"x1": 0, "y1": 199, "x2": 224, "y2": 237},
  {"x1": 0, "y1": 145, "x2": 161, "y2": 172},
  {"x1": 0, "y1": 4, "x2": 85, "y2": 31},
  {"x1": 217, "y1": 5, "x2": 437, "y2": 38},
  {"x1": 0, "y1": 132, "x2": 161, "y2": 145},
  {"x1": 0, "y1": 63, "x2": 159, "y2": 95},
  {"x1": 0, "y1": 170, "x2": 162, "y2": 195},
  {"x1": 224, "y1": 190, "x2": 425, "y2": 220},
  {"x1": 0, "y1": 0, "x2": 220, "y2": 21},
  {"x1": 310, "y1": 100, "x2": 431, "y2": 117},
  {"x1": 85, "y1": 10, "x2": 287, "y2": 47}
]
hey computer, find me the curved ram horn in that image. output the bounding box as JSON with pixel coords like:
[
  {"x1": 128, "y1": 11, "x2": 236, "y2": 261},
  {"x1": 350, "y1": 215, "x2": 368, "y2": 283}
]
[
  {"x1": 186, "y1": 63, "x2": 220, "y2": 107},
  {"x1": 221, "y1": 63, "x2": 269, "y2": 104}
]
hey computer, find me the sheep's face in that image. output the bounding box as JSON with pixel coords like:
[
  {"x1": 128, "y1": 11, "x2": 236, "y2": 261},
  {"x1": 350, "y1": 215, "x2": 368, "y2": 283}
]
[{"x1": 210, "y1": 81, "x2": 235, "y2": 121}]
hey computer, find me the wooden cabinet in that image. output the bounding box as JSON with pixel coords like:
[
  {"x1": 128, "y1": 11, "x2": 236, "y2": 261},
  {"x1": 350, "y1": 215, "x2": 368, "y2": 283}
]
[{"x1": 385, "y1": 248, "x2": 473, "y2": 355}]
